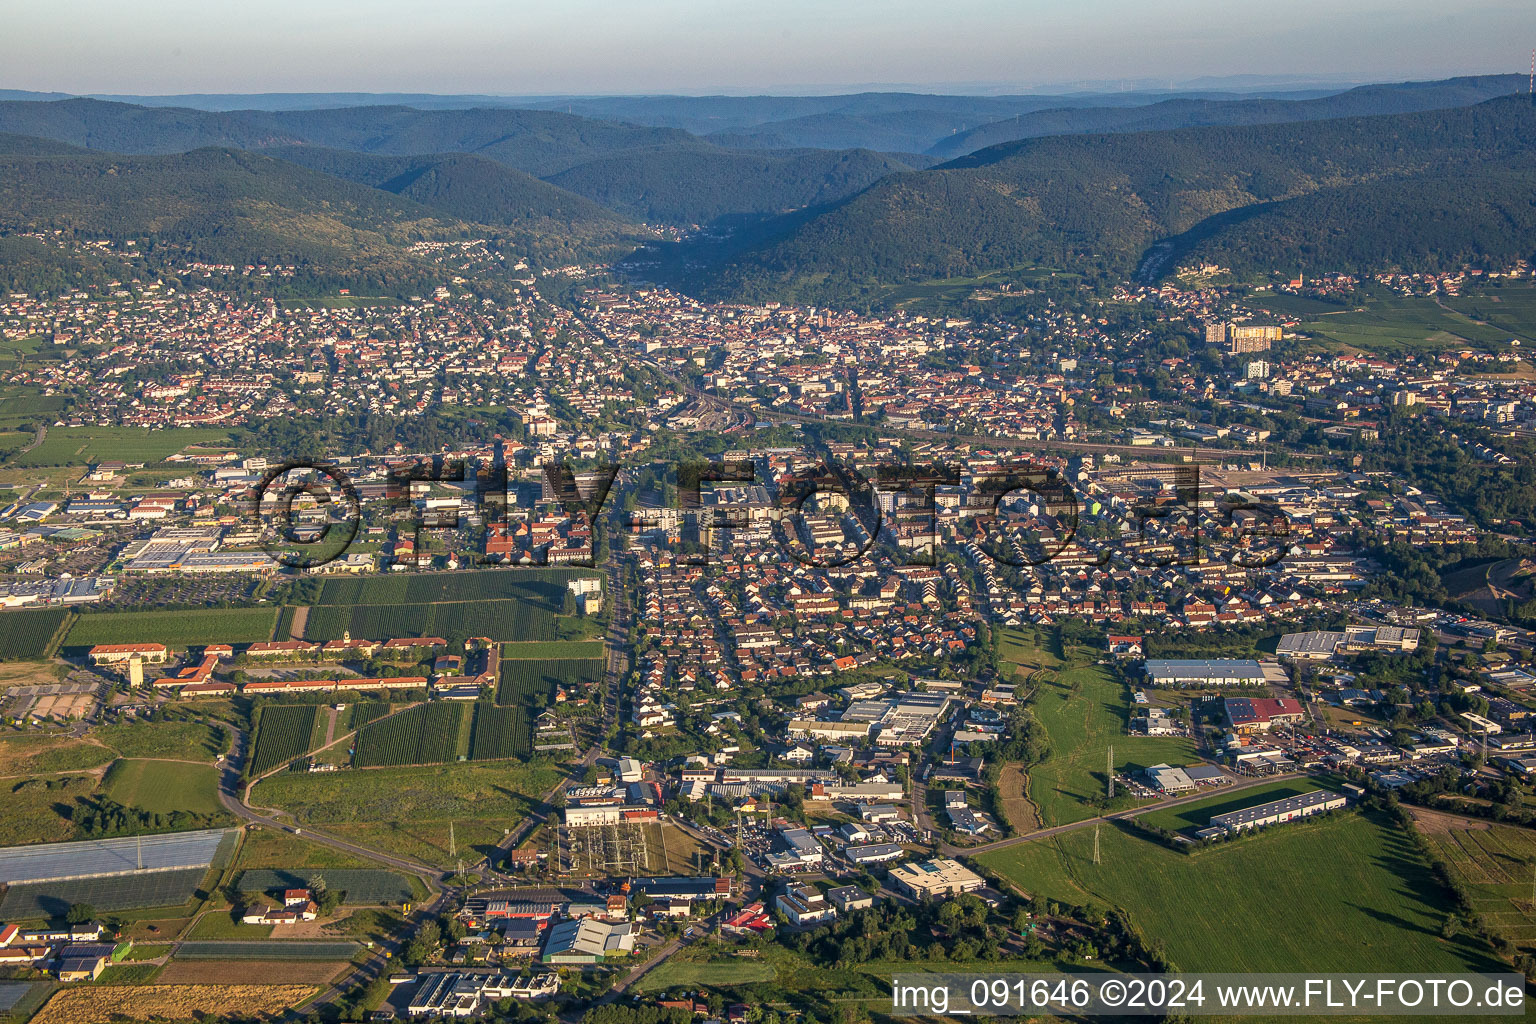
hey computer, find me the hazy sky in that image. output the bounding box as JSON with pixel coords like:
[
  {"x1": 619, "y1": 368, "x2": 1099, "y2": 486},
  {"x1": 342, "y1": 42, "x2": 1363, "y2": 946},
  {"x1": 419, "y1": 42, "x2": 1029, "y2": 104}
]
[{"x1": 6, "y1": 0, "x2": 1535, "y2": 95}]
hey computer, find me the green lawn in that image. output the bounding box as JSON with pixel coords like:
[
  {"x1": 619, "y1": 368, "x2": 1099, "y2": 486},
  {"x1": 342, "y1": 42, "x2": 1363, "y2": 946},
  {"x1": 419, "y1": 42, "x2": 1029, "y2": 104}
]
[
  {"x1": 101, "y1": 759, "x2": 227, "y2": 816},
  {"x1": 95, "y1": 718, "x2": 227, "y2": 762},
  {"x1": 1014, "y1": 633, "x2": 1196, "y2": 827},
  {"x1": 977, "y1": 812, "x2": 1504, "y2": 974}
]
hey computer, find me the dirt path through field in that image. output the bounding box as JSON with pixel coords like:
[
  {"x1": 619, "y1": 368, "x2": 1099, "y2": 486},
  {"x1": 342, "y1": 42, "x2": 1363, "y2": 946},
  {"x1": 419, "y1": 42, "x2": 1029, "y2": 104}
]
[{"x1": 289, "y1": 606, "x2": 309, "y2": 640}]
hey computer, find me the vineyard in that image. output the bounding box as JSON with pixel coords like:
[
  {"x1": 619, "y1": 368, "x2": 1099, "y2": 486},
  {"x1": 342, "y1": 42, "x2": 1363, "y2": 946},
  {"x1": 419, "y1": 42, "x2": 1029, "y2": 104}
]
[
  {"x1": 305, "y1": 569, "x2": 591, "y2": 607},
  {"x1": 346, "y1": 702, "x2": 393, "y2": 731},
  {"x1": 467, "y1": 702, "x2": 530, "y2": 760},
  {"x1": 353, "y1": 702, "x2": 470, "y2": 767},
  {"x1": 496, "y1": 656, "x2": 602, "y2": 705},
  {"x1": 249, "y1": 705, "x2": 321, "y2": 776},
  {"x1": 65, "y1": 607, "x2": 279, "y2": 649},
  {"x1": 301, "y1": 599, "x2": 564, "y2": 647},
  {"x1": 0, "y1": 608, "x2": 73, "y2": 660}
]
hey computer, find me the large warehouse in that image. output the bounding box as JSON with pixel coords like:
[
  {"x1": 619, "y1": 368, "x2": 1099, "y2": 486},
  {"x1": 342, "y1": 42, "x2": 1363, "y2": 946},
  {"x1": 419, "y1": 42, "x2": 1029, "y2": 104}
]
[
  {"x1": 1143, "y1": 659, "x2": 1266, "y2": 687},
  {"x1": 1210, "y1": 790, "x2": 1347, "y2": 834}
]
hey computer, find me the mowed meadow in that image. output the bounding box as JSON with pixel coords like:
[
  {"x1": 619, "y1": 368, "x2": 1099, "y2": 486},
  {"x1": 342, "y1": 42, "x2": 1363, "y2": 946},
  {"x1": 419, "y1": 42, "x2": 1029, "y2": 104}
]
[
  {"x1": 978, "y1": 811, "x2": 1504, "y2": 974},
  {"x1": 999, "y1": 628, "x2": 1196, "y2": 828}
]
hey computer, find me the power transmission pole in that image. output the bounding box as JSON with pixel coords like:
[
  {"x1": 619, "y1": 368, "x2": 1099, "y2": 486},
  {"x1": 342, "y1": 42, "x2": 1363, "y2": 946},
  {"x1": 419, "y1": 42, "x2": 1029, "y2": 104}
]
[
  {"x1": 1107, "y1": 745, "x2": 1114, "y2": 800},
  {"x1": 1093, "y1": 825, "x2": 1101, "y2": 866},
  {"x1": 449, "y1": 821, "x2": 456, "y2": 860}
]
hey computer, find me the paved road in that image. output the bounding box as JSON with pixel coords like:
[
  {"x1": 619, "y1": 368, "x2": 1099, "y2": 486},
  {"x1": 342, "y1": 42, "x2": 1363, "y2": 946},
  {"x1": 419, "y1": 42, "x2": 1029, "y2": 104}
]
[
  {"x1": 216, "y1": 726, "x2": 440, "y2": 884},
  {"x1": 949, "y1": 771, "x2": 1305, "y2": 856}
]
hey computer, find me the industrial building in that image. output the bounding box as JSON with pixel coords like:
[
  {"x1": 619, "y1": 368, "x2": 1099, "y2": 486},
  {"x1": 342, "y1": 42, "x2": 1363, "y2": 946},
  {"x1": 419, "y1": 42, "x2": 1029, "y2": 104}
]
[
  {"x1": 1143, "y1": 659, "x2": 1266, "y2": 687},
  {"x1": 540, "y1": 918, "x2": 635, "y2": 963},
  {"x1": 1208, "y1": 790, "x2": 1346, "y2": 834}
]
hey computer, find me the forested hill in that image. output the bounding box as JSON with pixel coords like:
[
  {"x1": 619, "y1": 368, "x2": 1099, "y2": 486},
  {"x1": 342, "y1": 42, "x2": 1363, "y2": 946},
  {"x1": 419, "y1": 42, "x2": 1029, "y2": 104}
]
[
  {"x1": 543, "y1": 147, "x2": 915, "y2": 224},
  {"x1": 0, "y1": 144, "x2": 473, "y2": 289},
  {"x1": 0, "y1": 99, "x2": 701, "y2": 176},
  {"x1": 0, "y1": 99, "x2": 915, "y2": 227},
  {"x1": 261, "y1": 147, "x2": 629, "y2": 228},
  {"x1": 925, "y1": 74, "x2": 1526, "y2": 159},
  {"x1": 679, "y1": 96, "x2": 1536, "y2": 305}
]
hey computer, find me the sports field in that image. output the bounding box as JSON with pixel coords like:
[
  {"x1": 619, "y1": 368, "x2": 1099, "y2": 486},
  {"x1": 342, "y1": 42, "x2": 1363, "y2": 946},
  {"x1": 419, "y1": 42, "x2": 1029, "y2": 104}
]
[
  {"x1": 977, "y1": 812, "x2": 1503, "y2": 974},
  {"x1": 1008, "y1": 630, "x2": 1196, "y2": 827}
]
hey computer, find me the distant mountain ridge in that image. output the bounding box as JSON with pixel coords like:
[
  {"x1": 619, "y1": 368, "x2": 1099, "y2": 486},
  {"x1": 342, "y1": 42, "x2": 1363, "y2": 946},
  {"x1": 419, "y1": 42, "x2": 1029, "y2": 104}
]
[
  {"x1": 679, "y1": 96, "x2": 1536, "y2": 304},
  {"x1": 925, "y1": 75, "x2": 1527, "y2": 159},
  {"x1": 0, "y1": 98, "x2": 914, "y2": 226}
]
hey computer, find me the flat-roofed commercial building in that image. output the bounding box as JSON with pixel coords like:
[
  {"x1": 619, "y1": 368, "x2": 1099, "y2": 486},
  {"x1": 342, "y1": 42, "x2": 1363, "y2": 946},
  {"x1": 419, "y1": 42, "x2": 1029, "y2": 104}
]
[
  {"x1": 1210, "y1": 790, "x2": 1346, "y2": 834},
  {"x1": 1144, "y1": 659, "x2": 1265, "y2": 687},
  {"x1": 888, "y1": 857, "x2": 984, "y2": 899}
]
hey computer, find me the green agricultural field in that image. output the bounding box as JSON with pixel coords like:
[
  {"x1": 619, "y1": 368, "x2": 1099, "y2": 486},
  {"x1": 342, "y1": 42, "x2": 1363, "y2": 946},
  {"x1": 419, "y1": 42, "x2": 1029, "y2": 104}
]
[
  {"x1": 230, "y1": 826, "x2": 377, "y2": 872},
  {"x1": 0, "y1": 608, "x2": 73, "y2": 660},
  {"x1": 977, "y1": 812, "x2": 1503, "y2": 974},
  {"x1": 301, "y1": 569, "x2": 594, "y2": 606},
  {"x1": 1011, "y1": 631, "x2": 1196, "y2": 828},
  {"x1": 1446, "y1": 284, "x2": 1536, "y2": 348},
  {"x1": 352, "y1": 702, "x2": 469, "y2": 767},
  {"x1": 1296, "y1": 294, "x2": 1517, "y2": 355},
  {"x1": 248, "y1": 704, "x2": 322, "y2": 776},
  {"x1": 1416, "y1": 812, "x2": 1536, "y2": 956},
  {"x1": 250, "y1": 760, "x2": 560, "y2": 868},
  {"x1": 95, "y1": 718, "x2": 227, "y2": 762},
  {"x1": 466, "y1": 702, "x2": 529, "y2": 760},
  {"x1": 7, "y1": 426, "x2": 236, "y2": 468},
  {"x1": 101, "y1": 759, "x2": 226, "y2": 816},
  {"x1": 291, "y1": 569, "x2": 601, "y2": 648},
  {"x1": 235, "y1": 868, "x2": 413, "y2": 904},
  {"x1": 496, "y1": 655, "x2": 601, "y2": 705},
  {"x1": 64, "y1": 606, "x2": 279, "y2": 649},
  {"x1": 499, "y1": 640, "x2": 606, "y2": 659}
]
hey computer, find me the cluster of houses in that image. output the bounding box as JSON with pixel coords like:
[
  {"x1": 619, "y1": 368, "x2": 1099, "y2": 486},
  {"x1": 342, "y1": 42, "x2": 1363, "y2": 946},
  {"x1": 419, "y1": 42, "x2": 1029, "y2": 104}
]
[{"x1": 0, "y1": 920, "x2": 119, "y2": 982}]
